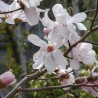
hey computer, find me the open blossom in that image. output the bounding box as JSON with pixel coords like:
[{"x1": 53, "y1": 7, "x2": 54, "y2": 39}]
[
  {"x1": 19, "y1": 0, "x2": 43, "y2": 25},
  {"x1": 0, "y1": 70, "x2": 16, "y2": 89},
  {"x1": 0, "y1": 0, "x2": 27, "y2": 24},
  {"x1": 70, "y1": 42, "x2": 96, "y2": 70},
  {"x1": 58, "y1": 67, "x2": 75, "y2": 90},
  {"x1": 81, "y1": 66, "x2": 98, "y2": 97},
  {"x1": 28, "y1": 34, "x2": 68, "y2": 74},
  {"x1": 41, "y1": 4, "x2": 87, "y2": 47}
]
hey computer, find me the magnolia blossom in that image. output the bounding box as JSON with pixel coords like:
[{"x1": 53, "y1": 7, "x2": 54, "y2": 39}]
[
  {"x1": 70, "y1": 42, "x2": 96, "y2": 70},
  {"x1": 41, "y1": 4, "x2": 87, "y2": 47},
  {"x1": 0, "y1": 70, "x2": 16, "y2": 89},
  {"x1": 19, "y1": 0, "x2": 43, "y2": 25},
  {"x1": 0, "y1": 0, "x2": 27, "y2": 24},
  {"x1": 28, "y1": 34, "x2": 68, "y2": 74},
  {"x1": 81, "y1": 66, "x2": 98, "y2": 97},
  {"x1": 58, "y1": 67, "x2": 75, "y2": 90}
]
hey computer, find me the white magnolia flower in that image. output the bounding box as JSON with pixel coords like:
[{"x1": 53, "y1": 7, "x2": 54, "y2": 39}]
[
  {"x1": 19, "y1": 0, "x2": 43, "y2": 26},
  {"x1": 58, "y1": 67, "x2": 75, "y2": 90},
  {"x1": 41, "y1": 4, "x2": 86, "y2": 47},
  {"x1": 28, "y1": 34, "x2": 68, "y2": 74},
  {"x1": 70, "y1": 42, "x2": 96, "y2": 70},
  {"x1": 52, "y1": 4, "x2": 87, "y2": 30}
]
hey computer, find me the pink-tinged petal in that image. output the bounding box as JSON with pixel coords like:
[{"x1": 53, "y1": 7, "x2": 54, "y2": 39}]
[
  {"x1": 25, "y1": 7, "x2": 39, "y2": 26},
  {"x1": 0, "y1": 71, "x2": 16, "y2": 87},
  {"x1": 76, "y1": 23, "x2": 87, "y2": 30},
  {"x1": 28, "y1": 34, "x2": 47, "y2": 47},
  {"x1": 52, "y1": 49, "x2": 68, "y2": 65},
  {"x1": 70, "y1": 59, "x2": 80, "y2": 70},
  {"x1": 45, "y1": 52, "x2": 57, "y2": 74},
  {"x1": 82, "y1": 50, "x2": 96, "y2": 65},
  {"x1": 70, "y1": 12, "x2": 87, "y2": 23},
  {"x1": 78, "y1": 43, "x2": 92, "y2": 51}
]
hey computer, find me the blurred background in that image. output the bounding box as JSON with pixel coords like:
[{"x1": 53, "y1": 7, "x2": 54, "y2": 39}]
[{"x1": 0, "y1": 0, "x2": 98, "y2": 98}]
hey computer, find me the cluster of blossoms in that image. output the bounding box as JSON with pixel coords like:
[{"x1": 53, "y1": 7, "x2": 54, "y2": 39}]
[{"x1": 0, "y1": 0, "x2": 98, "y2": 97}]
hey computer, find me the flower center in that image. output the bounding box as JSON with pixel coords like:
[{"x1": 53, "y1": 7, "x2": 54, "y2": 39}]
[{"x1": 47, "y1": 46, "x2": 54, "y2": 52}]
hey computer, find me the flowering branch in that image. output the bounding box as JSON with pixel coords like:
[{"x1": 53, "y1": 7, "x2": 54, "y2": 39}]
[
  {"x1": 64, "y1": 25, "x2": 98, "y2": 57},
  {"x1": 4, "y1": 69, "x2": 47, "y2": 98}
]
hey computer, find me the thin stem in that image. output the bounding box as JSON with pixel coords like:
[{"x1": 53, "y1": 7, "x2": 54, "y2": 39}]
[
  {"x1": 0, "y1": 8, "x2": 22, "y2": 14},
  {"x1": 21, "y1": 84, "x2": 98, "y2": 92}
]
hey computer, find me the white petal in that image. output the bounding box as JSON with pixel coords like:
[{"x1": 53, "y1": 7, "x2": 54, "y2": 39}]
[
  {"x1": 5, "y1": 18, "x2": 15, "y2": 24},
  {"x1": 41, "y1": 11, "x2": 57, "y2": 29},
  {"x1": 70, "y1": 59, "x2": 80, "y2": 70},
  {"x1": 45, "y1": 52, "x2": 57, "y2": 74},
  {"x1": 30, "y1": 0, "x2": 43, "y2": 6},
  {"x1": 52, "y1": 4, "x2": 70, "y2": 20},
  {"x1": 25, "y1": 7, "x2": 39, "y2": 26},
  {"x1": 67, "y1": 67, "x2": 73, "y2": 73},
  {"x1": 28, "y1": 34, "x2": 47, "y2": 47},
  {"x1": 69, "y1": 12, "x2": 87, "y2": 23},
  {"x1": 76, "y1": 23, "x2": 87, "y2": 30},
  {"x1": 52, "y1": 4, "x2": 64, "y2": 16},
  {"x1": 0, "y1": 1, "x2": 9, "y2": 12},
  {"x1": 33, "y1": 60, "x2": 43, "y2": 69},
  {"x1": 52, "y1": 49, "x2": 68, "y2": 65}
]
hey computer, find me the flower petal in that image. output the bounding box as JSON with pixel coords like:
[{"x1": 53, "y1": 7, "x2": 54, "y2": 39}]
[
  {"x1": 76, "y1": 23, "x2": 87, "y2": 30},
  {"x1": 69, "y1": 12, "x2": 87, "y2": 23},
  {"x1": 28, "y1": 34, "x2": 47, "y2": 47},
  {"x1": 25, "y1": 7, "x2": 39, "y2": 26},
  {"x1": 52, "y1": 49, "x2": 68, "y2": 65},
  {"x1": 70, "y1": 59, "x2": 80, "y2": 70},
  {"x1": 45, "y1": 52, "x2": 57, "y2": 74}
]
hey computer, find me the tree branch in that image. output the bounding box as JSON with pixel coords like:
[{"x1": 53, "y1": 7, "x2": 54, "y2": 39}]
[{"x1": 21, "y1": 84, "x2": 98, "y2": 92}]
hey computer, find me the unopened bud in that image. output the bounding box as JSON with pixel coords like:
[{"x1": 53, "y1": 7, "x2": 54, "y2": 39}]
[
  {"x1": 43, "y1": 28, "x2": 51, "y2": 36},
  {"x1": 0, "y1": 71, "x2": 16, "y2": 89}
]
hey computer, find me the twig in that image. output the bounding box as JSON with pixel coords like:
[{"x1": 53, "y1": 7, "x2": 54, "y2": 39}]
[
  {"x1": 21, "y1": 84, "x2": 98, "y2": 92},
  {"x1": 90, "y1": 0, "x2": 98, "y2": 31},
  {"x1": 0, "y1": 8, "x2": 22, "y2": 14}
]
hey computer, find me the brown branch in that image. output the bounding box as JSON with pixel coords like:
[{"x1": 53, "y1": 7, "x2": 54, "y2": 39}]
[
  {"x1": 21, "y1": 84, "x2": 98, "y2": 92},
  {"x1": 4, "y1": 69, "x2": 47, "y2": 98},
  {"x1": 63, "y1": 25, "x2": 98, "y2": 57},
  {"x1": 90, "y1": 0, "x2": 98, "y2": 31},
  {"x1": 0, "y1": 8, "x2": 22, "y2": 14}
]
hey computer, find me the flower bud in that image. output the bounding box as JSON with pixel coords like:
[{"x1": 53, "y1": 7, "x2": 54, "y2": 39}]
[
  {"x1": 43, "y1": 28, "x2": 51, "y2": 36},
  {"x1": 0, "y1": 71, "x2": 16, "y2": 89}
]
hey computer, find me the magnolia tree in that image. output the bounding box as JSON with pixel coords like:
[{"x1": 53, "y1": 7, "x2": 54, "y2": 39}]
[{"x1": 0, "y1": 0, "x2": 98, "y2": 98}]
